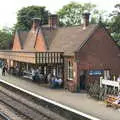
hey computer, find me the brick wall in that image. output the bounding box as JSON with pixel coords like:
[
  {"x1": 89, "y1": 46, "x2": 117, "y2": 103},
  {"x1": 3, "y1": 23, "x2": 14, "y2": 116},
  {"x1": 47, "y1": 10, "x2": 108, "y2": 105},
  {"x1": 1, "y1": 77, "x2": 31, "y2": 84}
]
[
  {"x1": 78, "y1": 27, "x2": 120, "y2": 75},
  {"x1": 66, "y1": 26, "x2": 120, "y2": 92},
  {"x1": 76, "y1": 26, "x2": 120, "y2": 87}
]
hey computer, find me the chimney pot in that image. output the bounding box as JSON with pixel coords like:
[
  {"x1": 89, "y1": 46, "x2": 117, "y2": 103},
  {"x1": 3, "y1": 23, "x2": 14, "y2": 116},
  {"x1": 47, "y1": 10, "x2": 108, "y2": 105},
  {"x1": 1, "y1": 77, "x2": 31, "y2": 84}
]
[
  {"x1": 48, "y1": 14, "x2": 58, "y2": 29},
  {"x1": 32, "y1": 18, "x2": 41, "y2": 30},
  {"x1": 82, "y1": 12, "x2": 90, "y2": 29}
]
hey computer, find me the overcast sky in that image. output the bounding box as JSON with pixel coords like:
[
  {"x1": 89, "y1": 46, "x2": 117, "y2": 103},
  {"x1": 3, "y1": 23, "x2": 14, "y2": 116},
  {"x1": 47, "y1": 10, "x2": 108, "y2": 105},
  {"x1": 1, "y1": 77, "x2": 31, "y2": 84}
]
[{"x1": 0, "y1": 0, "x2": 119, "y2": 28}]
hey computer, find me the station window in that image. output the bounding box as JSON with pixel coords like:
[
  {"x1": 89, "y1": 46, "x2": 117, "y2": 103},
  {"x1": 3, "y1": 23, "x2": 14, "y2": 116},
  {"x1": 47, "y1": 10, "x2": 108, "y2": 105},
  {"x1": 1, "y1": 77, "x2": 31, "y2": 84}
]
[{"x1": 67, "y1": 60, "x2": 73, "y2": 80}]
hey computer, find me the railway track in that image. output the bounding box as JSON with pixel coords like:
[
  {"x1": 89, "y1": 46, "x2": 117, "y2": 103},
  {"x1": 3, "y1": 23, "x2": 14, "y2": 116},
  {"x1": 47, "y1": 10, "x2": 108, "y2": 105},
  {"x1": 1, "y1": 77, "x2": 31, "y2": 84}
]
[
  {"x1": 0, "y1": 112, "x2": 11, "y2": 120},
  {"x1": 0, "y1": 90, "x2": 66, "y2": 120},
  {"x1": 0, "y1": 79, "x2": 100, "y2": 120}
]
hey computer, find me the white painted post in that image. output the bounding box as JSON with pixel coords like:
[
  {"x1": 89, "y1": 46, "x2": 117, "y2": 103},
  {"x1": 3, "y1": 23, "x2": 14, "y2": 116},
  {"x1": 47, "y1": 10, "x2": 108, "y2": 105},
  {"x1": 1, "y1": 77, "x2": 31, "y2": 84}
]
[
  {"x1": 118, "y1": 82, "x2": 120, "y2": 92},
  {"x1": 113, "y1": 75, "x2": 116, "y2": 81},
  {"x1": 113, "y1": 75, "x2": 116, "y2": 93},
  {"x1": 26, "y1": 63, "x2": 29, "y2": 71},
  {"x1": 100, "y1": 76, "x2": 103, "y2": 88}
]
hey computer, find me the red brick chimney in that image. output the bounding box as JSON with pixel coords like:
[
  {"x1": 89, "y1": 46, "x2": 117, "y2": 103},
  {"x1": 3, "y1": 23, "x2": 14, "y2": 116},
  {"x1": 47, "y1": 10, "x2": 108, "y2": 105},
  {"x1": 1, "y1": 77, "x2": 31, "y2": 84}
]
[
  {"x1": 32, "y1": 18, "x2": 41, "y2": 30},
  {"x1": 48, "y1": 14, "x2": 58, "y2": 29},
  {"x1": 82, "y1": 12, "x2": 90, "y2": 29}
]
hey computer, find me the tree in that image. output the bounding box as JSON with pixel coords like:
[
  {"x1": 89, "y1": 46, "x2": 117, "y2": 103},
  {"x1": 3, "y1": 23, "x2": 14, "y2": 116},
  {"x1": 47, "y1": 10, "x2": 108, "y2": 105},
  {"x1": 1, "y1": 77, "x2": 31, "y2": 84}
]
[
  {"x1": 57, "y1": 2, "x2": 104, "y2": 26},
  {"x1": 109, "y1": 4, "x2": 120, "y2": 33},
  {"x1": 14, "y1": 6, "x2": 49, "y2": 30},
  {"x1": 0, "y1": 28, "x2": 12, "y2": 49},
  {"x1": 109, "y1": 4, "x2": 120, "y2": 46}
]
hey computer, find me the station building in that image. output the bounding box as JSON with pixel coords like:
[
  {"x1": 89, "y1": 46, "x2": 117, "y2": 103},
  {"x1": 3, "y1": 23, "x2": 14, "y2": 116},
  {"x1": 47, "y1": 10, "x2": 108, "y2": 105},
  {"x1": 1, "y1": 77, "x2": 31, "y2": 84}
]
[{"x1": 0, "y1": 13, "x2": 120, "y2": 92}]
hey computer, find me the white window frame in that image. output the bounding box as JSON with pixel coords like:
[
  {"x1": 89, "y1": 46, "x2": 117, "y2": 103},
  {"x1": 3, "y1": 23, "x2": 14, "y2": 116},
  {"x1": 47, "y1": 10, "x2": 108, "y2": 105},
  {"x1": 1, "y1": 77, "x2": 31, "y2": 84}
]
[{"x1": 67, "y1": 60, "x2": 73, "y2": 80}]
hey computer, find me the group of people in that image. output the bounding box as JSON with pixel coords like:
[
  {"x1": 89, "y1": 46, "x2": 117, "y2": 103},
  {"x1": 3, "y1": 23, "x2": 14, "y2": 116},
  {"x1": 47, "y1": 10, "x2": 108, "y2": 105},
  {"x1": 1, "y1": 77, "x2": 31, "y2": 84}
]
[
  {"x1": 31, "y1": 68, "x2": 44, "y2": 81},
  {"x1": 47, "y1": 73, "x2": 63, "y2": 88}
]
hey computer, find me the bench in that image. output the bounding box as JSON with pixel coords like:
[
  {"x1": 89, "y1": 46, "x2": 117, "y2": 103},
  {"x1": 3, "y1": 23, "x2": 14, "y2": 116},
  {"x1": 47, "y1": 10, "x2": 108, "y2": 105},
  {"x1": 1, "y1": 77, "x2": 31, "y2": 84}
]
[
  {"x1": 23, "y1": 75, "x2": 33, "y2": 80},
  {"x1": 23, "y1": 71, "x2": 33, "y2": 80}
]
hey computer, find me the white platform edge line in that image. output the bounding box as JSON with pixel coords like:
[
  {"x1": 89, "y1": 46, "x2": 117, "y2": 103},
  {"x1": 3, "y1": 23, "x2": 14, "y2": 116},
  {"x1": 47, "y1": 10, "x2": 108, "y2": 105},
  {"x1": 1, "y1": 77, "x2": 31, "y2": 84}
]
[{"x1": 0, "y1": 79, "x2": 101, "y2": 120}]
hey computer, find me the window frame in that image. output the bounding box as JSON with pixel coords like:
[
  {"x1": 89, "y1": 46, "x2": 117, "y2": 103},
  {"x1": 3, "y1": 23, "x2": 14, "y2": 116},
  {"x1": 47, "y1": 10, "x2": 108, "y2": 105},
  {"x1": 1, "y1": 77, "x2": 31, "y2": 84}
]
[{"x1": 67, "y1": 60, "x2": 73, "y2": 80}]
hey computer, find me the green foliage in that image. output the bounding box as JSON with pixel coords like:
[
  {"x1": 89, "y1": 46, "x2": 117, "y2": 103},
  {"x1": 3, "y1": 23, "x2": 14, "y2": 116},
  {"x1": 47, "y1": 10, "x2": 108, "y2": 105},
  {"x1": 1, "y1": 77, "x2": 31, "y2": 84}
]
[
  {"x1": 0, "y1": 28, "x2": 12, "y2": 49},
  {"x1": 57, "y1": 2, "x2": 83, "y2": 26},
  {"x1": 14, "y1": 6, "x2": 49, "y2": 30},
  {"x1": 57, "y1": 2, "x2": 104, "y2": 26},
  {"x1": 109, "y1": 3, "x2": 120, "y2": 46},
  {"x1": 110, "y1": 15, "x2": 120, "y2": 33}
]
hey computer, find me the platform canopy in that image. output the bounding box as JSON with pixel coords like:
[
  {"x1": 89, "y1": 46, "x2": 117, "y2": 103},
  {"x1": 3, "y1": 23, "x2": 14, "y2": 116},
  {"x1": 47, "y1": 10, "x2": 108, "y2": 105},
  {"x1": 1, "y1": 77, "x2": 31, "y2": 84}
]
[{"x1": 0, "y1": 50, "x2": 64, "y2": 64}]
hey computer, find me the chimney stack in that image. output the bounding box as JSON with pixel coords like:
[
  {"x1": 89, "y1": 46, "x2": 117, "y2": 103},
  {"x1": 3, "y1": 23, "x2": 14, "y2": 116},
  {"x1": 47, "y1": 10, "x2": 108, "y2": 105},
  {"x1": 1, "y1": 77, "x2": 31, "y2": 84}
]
[
  {"x1": 82, "y1": 12, "x2": 90, "y2": 29},
  {"x1": 48, "y1": 14, "x2": 58, "y2": 29},
  {"x1": 32, "y1": 18, "x2": 41, "y2": 30}
]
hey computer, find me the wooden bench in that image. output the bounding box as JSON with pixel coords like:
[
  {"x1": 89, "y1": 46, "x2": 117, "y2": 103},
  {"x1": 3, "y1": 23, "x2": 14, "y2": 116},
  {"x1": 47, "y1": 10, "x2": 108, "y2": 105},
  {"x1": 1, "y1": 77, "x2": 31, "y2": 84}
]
[
  {"x1": 23, "y1": 71, "x2": 33, "y2": 80},
  {"x1": 23, "y1": 75, "x2": 33, "y2": 80}
]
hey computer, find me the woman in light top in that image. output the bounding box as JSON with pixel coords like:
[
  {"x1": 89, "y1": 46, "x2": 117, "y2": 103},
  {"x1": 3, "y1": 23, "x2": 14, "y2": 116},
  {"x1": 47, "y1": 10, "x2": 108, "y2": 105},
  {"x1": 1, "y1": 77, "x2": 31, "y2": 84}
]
[{"x1": 117, "y1": 75, "x2": 120, "y2": 82}]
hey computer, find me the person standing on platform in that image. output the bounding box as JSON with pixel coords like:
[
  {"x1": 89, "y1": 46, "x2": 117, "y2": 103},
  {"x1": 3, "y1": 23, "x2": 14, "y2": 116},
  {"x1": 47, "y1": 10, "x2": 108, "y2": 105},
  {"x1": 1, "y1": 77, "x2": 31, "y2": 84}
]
[
  {"x1": 117, "y1": 75, "x2": 120, "y2": 82},
  {"x1": 31, "y1": 68, "x2": 35, "y2": 81},
  {"x1": 2, "y1": 65, "x2": 6, "y2": 76},
  {"x1": 117, "y1": 75, "x2": 120, "y2": 89}
]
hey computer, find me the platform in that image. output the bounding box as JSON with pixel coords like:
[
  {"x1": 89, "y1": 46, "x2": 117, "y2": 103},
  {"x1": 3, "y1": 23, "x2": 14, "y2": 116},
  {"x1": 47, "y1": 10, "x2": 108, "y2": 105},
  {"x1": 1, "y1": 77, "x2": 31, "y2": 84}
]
[{"x1": 0, "y1": 72, "x2": 120, "y2": 120}]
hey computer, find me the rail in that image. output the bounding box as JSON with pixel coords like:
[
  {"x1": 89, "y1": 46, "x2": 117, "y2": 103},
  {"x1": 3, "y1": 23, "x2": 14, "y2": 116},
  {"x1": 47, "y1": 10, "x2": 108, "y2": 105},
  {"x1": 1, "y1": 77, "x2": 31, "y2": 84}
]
[
  {"x1": 0, "y1": 79, "x2": 100, "y2": 120},
  {"x1": 0, "y1": 112, "x2": 11, "y2": 120}
]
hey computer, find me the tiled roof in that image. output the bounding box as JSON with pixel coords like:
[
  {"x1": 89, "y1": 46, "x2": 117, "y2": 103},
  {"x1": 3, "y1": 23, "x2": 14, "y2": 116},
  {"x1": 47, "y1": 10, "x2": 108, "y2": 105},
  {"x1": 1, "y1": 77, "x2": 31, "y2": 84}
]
[
  {"x1": 17, "y1": 24, "x2": 98, "y2": 55},
  {"x1": 17, "y1": 31, "x2": 28, "y2": 49},
  {"x1": 41, "y1": 26, "x2": 57, "y2": 49},
  {"x1": 48, "y1": 24, "x2": 98, "y2": 55},
  {"x1": 23, "y1": 29, "x2": 38, "y2": 51}
]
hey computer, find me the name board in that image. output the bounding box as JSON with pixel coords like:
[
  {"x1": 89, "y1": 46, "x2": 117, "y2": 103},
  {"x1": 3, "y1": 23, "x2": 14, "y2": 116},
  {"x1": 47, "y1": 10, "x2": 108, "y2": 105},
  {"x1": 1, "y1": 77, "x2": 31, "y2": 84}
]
[{"x1": 88, "y1": 70, "x2": 103, "y2": 75}]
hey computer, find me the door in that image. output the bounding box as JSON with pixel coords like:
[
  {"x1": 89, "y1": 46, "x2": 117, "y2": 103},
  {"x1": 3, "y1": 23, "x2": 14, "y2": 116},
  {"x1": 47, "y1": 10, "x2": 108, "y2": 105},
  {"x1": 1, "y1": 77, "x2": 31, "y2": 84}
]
[{"x1": 80, "y1": 70, "x2": 86, "y2": 90}]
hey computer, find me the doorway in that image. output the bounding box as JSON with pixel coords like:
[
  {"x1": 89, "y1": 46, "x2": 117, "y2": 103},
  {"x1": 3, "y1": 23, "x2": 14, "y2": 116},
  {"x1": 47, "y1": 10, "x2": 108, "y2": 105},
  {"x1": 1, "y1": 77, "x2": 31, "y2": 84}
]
[{"x1": 80, "y1": 70, "x2": 86, "y2": 90}]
